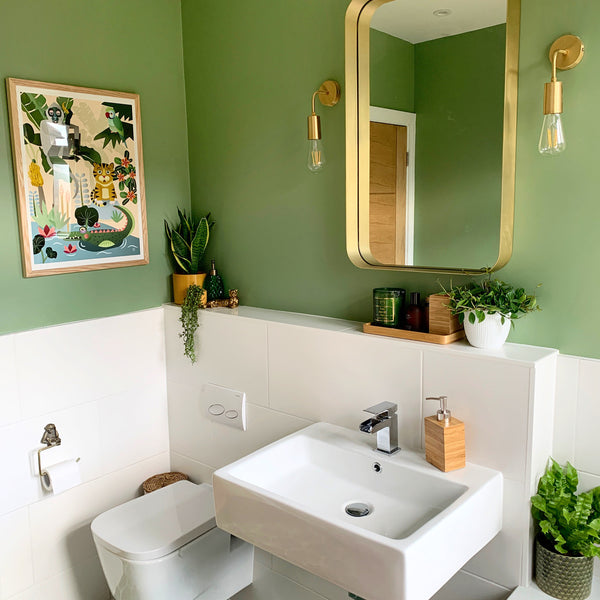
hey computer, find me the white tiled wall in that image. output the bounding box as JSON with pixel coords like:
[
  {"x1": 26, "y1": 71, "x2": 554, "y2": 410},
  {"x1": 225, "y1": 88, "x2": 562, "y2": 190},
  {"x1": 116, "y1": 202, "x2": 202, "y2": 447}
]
[
  {"x1": 553, "y1": 354, "x2": 600, "y2": 587},
  {"x1": 0, "y1": 308, "x2": 170, "y2": 600},
  {"x1": 164, "y1": 305, "x2": 558, "y2": 600},
  {"x1": 2, "y1": 303, "x2": 591, "y2": 600}
]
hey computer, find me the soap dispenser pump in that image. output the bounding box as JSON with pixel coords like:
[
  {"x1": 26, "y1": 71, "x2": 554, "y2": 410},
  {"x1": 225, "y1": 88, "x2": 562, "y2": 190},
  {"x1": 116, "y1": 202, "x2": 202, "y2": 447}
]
[{"x1": 424, "y1": 396, "x2": 465, "y2": 472}]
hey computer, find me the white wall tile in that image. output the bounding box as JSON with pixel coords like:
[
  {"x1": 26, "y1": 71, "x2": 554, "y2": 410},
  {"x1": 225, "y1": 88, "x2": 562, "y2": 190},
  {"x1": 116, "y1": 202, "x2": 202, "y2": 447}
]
[
  {"x1": 552, "y1": 355, "x2": 579, "y2": 464},
  {"x1": 431, "y1": 569, "x2": 511, "y2": 600},
  {"x1": 168, "y1": 379, "x2": 312, "y2": 470},
  {"x1": 233, "y1": 562, "x2": 327, "y2": 600},
  {"x1": 0, "y1": 508, "x2": 33, "y2": 599},
  {"x1": 271, "y1": 557, "x2": 348, "y2": 600},
  {"x1": 10, "y1": 554, "x2": 109, "y2": 600},
  {"x1": 0, "y1": 401, "x2": 102, "y2": 516},
  {"x1": 29, "y1": 452, "x2": 168, "y2": 582},
  {"x1": 464, "y1": 478, "x2": 528, "y2": 588},
  {"x1": 16, "y1": 309, "x2": 165, "y2": 419},
  {"x1": 170, "y1": 451, "x2": 214, "y2": 484},
  {"x1": 423, "y1": 351, "x2": 531, "y2": 480},
  {"x1": 98, "y1": 383, "x2": 169, "y2": 474},
  {"x1": 165, "y1": 308, "x2": 269, "y2": 407},
  {"x1": 0, "y1": 335, "x2": 19, "y2": 428},
  {"x1": 575, "y1": 359, "x2": 600, "y2": 476},
  {"x1": 267, "y1": 324, "x2": 423, "y2": 449}
]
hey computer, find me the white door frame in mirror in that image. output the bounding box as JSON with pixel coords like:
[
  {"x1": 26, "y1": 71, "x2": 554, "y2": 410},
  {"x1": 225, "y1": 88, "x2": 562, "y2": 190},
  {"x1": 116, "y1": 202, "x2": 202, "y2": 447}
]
[
  {"x1": 370, "y1": 106, "x2": 416, "y2": 265},
  {"x1": 345, "y1": 0, "x2": 521, "y2": 275}
]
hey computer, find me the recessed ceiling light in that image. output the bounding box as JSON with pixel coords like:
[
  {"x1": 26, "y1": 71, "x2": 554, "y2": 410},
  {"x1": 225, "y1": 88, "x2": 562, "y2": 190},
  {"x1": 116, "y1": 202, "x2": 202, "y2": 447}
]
[{"x1": 433, "y1": 9, "x2": 452, "y2": 17}]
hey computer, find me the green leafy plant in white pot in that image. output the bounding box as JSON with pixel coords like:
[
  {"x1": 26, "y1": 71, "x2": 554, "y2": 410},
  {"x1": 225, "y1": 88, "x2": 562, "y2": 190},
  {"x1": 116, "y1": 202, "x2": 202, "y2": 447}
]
[
  {"x1": 531, "y1": 459, "x2": 600, "y2": 600},
  {"x1": 444, "y1": 278, "x2": 540, "y2": 349}
]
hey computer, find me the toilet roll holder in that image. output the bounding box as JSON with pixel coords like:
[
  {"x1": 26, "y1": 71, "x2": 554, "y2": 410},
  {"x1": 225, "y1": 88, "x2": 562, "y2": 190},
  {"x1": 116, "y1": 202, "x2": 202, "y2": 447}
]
[{"x1": 37, "y1": 423, "x2": 80, "y2": 477}]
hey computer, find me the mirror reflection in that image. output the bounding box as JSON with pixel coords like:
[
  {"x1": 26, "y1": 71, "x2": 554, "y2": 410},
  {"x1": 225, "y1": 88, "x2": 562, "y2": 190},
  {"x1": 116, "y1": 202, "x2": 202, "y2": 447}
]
[{"x1": 366, "y1": 0, "x2": 507, "y2": 268}]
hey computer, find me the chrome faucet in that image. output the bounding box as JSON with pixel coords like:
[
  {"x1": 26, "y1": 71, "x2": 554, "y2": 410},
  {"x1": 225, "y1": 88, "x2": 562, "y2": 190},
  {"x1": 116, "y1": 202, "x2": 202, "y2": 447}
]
[{"x1": 359, "y1": 402, "x2": 400, "y2": 454}]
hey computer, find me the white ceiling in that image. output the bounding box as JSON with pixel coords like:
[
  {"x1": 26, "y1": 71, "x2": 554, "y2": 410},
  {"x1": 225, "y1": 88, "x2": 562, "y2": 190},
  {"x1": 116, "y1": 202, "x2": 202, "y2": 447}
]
[{"x1": 369, "y1": 0, "x2": 506, "y2": 44}]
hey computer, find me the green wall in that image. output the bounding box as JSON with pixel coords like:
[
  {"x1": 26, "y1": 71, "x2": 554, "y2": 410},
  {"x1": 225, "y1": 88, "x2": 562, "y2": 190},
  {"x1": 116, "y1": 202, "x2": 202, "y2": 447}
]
[
  {"x1": 370, "y1": 29, "x2": 414, "y2": 112},
  {"x1": 182, "y1": 0, "x2": 600, "y2": 359},
  {"x1": 413, "y1": 25, "x2": 505, "y2": 267},
  {"x1": 3, "y1": 0, "x2": 600, "y2": 359},
  {"x1": 0, "y1": 0, "x2": 189, "y2": 334}
]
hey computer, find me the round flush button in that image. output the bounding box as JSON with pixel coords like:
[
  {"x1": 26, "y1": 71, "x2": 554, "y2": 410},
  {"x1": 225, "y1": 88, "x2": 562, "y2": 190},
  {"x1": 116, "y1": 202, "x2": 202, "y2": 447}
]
[
  {"x1": 208, "y1": 403, "x2": 225, "y2": 416},
  {"x1": 225, "y1": 410, "x2": 238, "y2": 419}
]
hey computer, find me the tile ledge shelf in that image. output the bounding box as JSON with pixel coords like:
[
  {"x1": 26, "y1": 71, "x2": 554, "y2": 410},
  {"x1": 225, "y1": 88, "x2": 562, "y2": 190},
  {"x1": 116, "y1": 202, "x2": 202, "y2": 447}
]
[{"x1": 163, "y1": 303, "x2": 558, "y2": 367}]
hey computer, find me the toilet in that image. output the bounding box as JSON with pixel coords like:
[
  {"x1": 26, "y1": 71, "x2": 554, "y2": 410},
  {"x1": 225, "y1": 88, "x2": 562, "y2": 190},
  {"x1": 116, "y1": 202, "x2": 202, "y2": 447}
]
[{"x1": 91, "y1": 480, "x2": 254, "y2": 600}]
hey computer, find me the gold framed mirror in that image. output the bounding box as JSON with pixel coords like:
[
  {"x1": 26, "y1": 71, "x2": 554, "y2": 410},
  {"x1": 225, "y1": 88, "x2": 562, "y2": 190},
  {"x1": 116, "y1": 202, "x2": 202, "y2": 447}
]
[{"x1": 345, "y1": 0, "x2": 520, "y2": 274}]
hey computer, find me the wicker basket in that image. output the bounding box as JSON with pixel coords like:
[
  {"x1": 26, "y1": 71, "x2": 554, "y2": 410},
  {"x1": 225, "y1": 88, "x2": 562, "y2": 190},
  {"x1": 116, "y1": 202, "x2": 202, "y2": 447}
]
[
  {"x1": 142, "y1": 472, "x2": 189, "y2": 494},
  {"x1": 535, "y1": 536, "x2": 594, "y2": 600}
]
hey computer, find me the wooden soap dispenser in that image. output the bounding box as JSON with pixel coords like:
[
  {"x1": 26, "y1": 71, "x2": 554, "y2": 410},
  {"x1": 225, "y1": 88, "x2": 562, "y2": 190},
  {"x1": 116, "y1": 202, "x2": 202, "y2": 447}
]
[{"x1": 424, "y1": 396, "x2": 465, "y2": 472}]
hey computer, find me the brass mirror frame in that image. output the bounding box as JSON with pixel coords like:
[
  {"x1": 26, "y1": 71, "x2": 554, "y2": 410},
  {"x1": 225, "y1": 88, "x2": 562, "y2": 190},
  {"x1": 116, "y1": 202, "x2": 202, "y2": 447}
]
[{"x1": 345, "y1": 0, "x2": 521, "y2": 274}]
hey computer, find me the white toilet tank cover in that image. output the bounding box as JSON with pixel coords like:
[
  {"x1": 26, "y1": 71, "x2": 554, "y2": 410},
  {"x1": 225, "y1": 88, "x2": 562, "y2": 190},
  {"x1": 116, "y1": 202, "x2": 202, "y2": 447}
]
[{"x1": 91, "y1": 481, "x2": 217, "y2": 561}]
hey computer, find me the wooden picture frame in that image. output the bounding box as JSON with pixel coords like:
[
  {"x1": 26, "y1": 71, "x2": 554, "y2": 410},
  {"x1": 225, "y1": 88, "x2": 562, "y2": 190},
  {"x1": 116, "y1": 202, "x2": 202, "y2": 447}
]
[{"x1": 6, "y1": 78, "x2": 148, "y2": 277}]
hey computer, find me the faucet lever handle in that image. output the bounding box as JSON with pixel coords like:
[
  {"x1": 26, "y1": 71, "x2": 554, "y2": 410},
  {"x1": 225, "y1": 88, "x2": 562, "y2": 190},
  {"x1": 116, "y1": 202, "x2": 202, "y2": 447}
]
[{"x1": 364, "y1": 401, "x2": 398, "y2": 418}]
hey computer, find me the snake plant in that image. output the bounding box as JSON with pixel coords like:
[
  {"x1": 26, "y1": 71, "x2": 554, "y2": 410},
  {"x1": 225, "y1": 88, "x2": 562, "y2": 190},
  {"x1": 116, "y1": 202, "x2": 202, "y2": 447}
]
[{"x1": 164, "y1": 209, "x2": 214, "y2": 274}]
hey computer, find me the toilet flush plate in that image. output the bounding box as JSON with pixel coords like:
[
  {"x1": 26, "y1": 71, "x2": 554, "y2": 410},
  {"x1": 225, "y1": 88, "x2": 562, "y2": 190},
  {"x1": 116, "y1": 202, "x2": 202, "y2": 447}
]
[{"x1": 202, "y1": 383, "x2": 246, "y2": 430}]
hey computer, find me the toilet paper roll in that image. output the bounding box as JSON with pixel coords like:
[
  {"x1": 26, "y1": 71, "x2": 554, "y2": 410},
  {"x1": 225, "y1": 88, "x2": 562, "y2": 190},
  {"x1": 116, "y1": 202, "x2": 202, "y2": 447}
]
[{"x1": 41, "y1": 459, "x2": 82, "y2": 495}]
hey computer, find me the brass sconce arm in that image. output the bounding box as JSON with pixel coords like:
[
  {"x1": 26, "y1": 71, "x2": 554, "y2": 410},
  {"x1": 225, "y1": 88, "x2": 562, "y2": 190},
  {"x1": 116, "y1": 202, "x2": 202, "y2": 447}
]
[{"x1": 307, "y1": 80, "x2": 341, "y2": 140}]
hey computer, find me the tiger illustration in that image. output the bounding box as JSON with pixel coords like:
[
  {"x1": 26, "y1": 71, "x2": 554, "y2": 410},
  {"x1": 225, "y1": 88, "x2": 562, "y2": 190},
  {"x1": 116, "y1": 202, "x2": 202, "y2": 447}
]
[{"x1": 90, "y1": 162, "x2": 117, "y2": 206}]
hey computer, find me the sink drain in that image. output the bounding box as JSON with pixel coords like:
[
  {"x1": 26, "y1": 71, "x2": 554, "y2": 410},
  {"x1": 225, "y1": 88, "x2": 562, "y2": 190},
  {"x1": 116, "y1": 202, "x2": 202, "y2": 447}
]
[{"x1": 345, "y1": 502, "x2": 371, "y2": 517}]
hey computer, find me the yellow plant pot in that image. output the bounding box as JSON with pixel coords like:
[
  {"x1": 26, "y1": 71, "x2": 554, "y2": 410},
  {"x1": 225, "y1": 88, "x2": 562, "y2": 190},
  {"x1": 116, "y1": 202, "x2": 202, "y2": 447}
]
[{"x1": 172, "y1": 273, "x2": 207, "y2": 305}]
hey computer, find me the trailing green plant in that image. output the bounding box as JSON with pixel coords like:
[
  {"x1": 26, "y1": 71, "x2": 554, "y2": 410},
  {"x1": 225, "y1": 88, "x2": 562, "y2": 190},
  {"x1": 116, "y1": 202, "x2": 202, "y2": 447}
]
[
  {"x1": 531, "y1": 458, "x2": 600, "y2": 557},
  {"x1": 442, "y1": 277, "x2": 540, "y2": 326},
  {"x1": 164, "y1": 208, "x2": 215, "y2": 274},
  {"x1": 179, "y1": 284, "x2": 205, "y2": 363}
]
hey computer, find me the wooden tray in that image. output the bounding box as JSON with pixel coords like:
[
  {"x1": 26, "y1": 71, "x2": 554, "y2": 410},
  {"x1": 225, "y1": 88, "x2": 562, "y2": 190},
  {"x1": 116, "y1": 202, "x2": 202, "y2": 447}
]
[{"x1": 363, "y1": 322, "x2": 465, "y2": 345}]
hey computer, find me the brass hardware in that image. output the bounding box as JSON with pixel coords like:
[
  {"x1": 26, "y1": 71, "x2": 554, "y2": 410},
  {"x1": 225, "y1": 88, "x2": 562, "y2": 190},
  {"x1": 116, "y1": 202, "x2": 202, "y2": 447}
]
[
  {"x1": 549, "y1": 35, "x2": 585, "y2": 71},
  {"x1": 543, "y1": 35, "x2": 584, "y2": 116},
  {"x1": 308, "y1": 113, "x2": 321, "y2": 141},
  {"x1": 307, "y1": 80, "x2": 341, "y2": 140},
  {"x1": 37, "y1": 423, "x2": 80, "y2": 478},
  {"x1": 543, "y1": 80, "x2": 563, "y2": 115},
  {"x1": 344, "y1": 0, "x2": 521, "y2": 274}
]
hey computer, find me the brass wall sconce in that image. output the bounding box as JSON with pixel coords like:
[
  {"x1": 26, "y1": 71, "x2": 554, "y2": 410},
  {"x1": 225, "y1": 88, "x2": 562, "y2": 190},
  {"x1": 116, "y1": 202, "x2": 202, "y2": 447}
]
[
  {"x1": 307, "y1": 79, "x2": 341, "y2": 172},
  {"x1": 539, "y1": 35, "x2": 585, "y2": 155}
]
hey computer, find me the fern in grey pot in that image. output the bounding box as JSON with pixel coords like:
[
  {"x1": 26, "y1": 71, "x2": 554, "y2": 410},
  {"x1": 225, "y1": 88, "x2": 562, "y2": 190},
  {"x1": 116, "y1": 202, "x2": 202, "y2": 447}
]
[{"x1": 531, "y1": 459, "x2": 600, "y2": 600}]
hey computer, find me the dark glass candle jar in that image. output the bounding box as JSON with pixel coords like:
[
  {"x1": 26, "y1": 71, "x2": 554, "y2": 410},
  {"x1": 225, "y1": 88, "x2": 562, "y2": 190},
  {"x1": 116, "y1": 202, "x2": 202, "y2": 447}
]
[{"x1": 373, "y1": 288, "x2": 406, "y2": 328}]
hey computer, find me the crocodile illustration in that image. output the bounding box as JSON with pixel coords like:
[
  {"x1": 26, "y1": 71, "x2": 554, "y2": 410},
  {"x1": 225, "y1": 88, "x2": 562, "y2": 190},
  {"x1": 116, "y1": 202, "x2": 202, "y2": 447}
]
[{"x1": 66, "y1": 204, "x2": 135, "y2": 252}]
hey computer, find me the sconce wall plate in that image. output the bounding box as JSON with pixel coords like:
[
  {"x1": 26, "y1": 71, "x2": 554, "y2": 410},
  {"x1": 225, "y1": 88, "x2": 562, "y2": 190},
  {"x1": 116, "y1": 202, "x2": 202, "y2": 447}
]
[
  {"x1": 549, "y1": 35, "x2": 584, "y2": 70},
  {"x1": 317, "y1": 80, "x2": 342, "y2": 107}
]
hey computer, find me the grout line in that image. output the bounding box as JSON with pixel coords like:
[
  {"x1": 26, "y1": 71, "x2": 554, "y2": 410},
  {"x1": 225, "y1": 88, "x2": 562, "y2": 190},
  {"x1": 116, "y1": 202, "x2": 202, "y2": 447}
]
[
  {"x1": 171, "y1": 450, "x2": 215, "y2": 472},
  {"x1": 459, "y1": 567, "x2": 512, "y2": 591},
  {"x1": 266, "y1": 324, "x2": 271, "y2": 409}
]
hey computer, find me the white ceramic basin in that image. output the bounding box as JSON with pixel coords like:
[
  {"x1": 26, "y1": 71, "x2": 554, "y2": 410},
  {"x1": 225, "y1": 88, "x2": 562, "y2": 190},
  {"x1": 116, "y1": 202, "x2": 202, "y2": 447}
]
[{"x1": 213, "y1": 422, "x2": 502, "y2": 600}]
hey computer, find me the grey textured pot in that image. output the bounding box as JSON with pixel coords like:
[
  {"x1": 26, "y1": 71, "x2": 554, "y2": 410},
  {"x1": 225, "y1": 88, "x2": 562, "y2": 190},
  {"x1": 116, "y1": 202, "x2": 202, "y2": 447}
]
[{"x1": 535, "y1": 536, "x2": 594, "y2": 600}]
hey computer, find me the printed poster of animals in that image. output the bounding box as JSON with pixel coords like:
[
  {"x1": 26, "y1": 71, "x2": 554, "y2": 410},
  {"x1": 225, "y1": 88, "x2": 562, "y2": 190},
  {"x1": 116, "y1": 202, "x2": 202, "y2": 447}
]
[{"x1": 6, "y1": 78, "x2": 148, "y2": 277}]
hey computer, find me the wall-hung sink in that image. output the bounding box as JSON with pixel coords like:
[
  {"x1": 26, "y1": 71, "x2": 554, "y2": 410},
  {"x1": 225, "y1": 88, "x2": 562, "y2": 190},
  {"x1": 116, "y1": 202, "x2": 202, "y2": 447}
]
[{"x1": 213, "y1": 422, "x2": 502, "y2": 600}]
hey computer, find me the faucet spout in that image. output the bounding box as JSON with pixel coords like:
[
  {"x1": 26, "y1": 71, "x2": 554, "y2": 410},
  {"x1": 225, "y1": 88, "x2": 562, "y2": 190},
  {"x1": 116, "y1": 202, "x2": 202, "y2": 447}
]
[
  {"x1": 359, "y1": 403, "x2": 400, "y2": 454},
  {"x1": 359, "y1": 417, "x2": 388, "y2": 434}
]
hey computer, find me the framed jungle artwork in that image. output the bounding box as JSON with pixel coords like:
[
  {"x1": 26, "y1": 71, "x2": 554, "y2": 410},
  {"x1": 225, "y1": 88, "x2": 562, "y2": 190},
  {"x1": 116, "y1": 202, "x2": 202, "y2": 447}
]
[{"x1": 6, "y1": 78, "x2": 148, "y2": 277}]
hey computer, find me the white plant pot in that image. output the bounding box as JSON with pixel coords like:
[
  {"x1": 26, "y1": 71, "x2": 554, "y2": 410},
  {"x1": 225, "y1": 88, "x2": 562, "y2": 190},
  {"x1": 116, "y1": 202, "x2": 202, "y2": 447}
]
[{"x1": 463, "y1": 310, "x2": 511, "y2": 349}]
